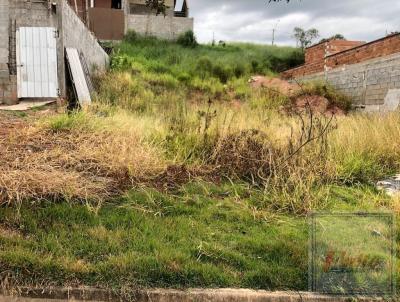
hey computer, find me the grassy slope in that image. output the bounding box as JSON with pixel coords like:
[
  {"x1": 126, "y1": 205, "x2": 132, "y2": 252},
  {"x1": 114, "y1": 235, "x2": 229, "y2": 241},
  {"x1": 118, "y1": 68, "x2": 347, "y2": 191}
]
[
  {"x1": 98, "y1": 37, "x2": 302, "y2": 112},
  {"x1": 0, "y1": 182, "x2": 390, "y2": 290},
  {"x1": 0, "y1": 37, "x2": 399, "y2": 291}
]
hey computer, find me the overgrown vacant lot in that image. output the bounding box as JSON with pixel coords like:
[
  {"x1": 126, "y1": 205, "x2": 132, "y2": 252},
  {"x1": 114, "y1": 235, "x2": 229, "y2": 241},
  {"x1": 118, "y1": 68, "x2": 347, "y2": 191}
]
[{"x1": 0, "y1": 36, "x2": 399, "y2": 292}]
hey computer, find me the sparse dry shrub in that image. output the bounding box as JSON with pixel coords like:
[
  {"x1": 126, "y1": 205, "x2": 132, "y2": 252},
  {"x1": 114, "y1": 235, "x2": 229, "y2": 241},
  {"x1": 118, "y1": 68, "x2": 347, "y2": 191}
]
[
  {"x1": 210, "y1": 130, "x2": 273, "y2": 182},
  {"x1": 264, "y1": 144, "x2": 336, "y2": 214}
]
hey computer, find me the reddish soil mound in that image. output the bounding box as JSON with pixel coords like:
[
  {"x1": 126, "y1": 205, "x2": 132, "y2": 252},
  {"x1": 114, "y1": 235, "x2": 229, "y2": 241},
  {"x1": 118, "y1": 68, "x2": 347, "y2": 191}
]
[
  {"x1": 293, "y1": 95, "x2": 345, "y2": 116},
  {"x1": 249, "y1": 75, "x2": 299, "y2": 96},
  {"x1": 249, "y1": 76, "x2": 345, "y2": 116}
]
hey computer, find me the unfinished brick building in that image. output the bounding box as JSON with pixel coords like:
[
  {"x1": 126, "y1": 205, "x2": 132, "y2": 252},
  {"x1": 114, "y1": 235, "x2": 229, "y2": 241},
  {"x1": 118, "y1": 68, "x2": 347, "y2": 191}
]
[
  {"x1": 0, "y1": 0, "x2": 108, "y2": 105},
  {"x1": 67, "y1": 0, "x2": 193, "y2": 40},
  {"x1": 282, "y1": 34, "x2": 400, "y2": 111}
]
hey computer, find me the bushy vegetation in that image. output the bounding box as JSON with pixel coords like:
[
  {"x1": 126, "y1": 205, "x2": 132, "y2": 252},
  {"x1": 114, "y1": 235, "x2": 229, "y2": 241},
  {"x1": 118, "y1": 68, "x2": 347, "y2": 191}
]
[
  {"x1": 293, "y1": 81, "x2": 353, "y2": 112},
  {"x1": 177, "y1": 30, "x2": 198, "y2": 48},
  {"x1": 1, "y1": 35, "x2": 399, "y2": 293},
  {"x1": 106, "y1": 33, "x2": 303, "y2": 104}
]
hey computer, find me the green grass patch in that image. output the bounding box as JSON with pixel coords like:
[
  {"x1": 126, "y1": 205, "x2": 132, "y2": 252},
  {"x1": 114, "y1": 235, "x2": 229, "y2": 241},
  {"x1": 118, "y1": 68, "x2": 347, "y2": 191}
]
[
  {"x1": 95, "y1": 35, "x2": 303, "y2": 113},
  {"x1": 0, "y1": 182, "x2": 394, "y2": 291}
]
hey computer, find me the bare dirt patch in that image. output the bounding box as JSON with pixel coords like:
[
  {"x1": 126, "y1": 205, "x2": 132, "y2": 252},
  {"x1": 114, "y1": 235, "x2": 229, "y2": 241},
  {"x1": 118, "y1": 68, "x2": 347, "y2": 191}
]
[
  {"x1": 292, "y1": 95, "x2": 345, "y2": 116},
  {"x1": 249, "y1": 76, "x2": 346, "y2": 116},
  {"x1": 249, "y1": 75, "x2": 299, "y2": 96}
]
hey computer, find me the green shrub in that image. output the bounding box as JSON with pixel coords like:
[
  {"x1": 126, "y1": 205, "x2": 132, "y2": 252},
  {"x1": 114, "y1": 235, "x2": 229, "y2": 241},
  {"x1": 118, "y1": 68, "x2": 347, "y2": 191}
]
[
  {"x1": 264, "y1": 50, "x2": 305, "y2": 73},
  {"x1": 233, "y1": 63, "x2": 246, "y2": 78},
  {"x1": 251, "y1": 60, "x2": 261, "y2": 74},
  {"x1": 286, "y1": 49, "x2": 305, "y2": 69},
  {"x1": 212, "y1": 64, "x2": 232, "y2": 84},
  {"x1": 196, "y1": 57, "x2": 213, "y2": 79},
  {"x1": 177, "y1": 72, "x2": 191, "y2": 83},
  {"x1": 337, "y1": 153, "x2": 389, "y2": 185},
  {"x1": 124, "y1": 30, "x2": 138, "y2": 44},
  {"x1": 110, "y1": 54, "x2": 130, "y2": 70},
  {"x1": 296, "y1": 82, "x2": 353, "y2": 112},
  {"x1": 177, "y1": 30, "x2": 198, "y2": 48}
]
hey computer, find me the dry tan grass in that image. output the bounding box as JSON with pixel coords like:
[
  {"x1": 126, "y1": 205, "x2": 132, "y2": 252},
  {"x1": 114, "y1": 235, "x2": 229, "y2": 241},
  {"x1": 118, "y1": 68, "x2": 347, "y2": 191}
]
[
  {"x1": 331, "y1": 113, "x2": 400, "y2": 158},
  {"x1": 1, "y1": 104, "x2": 400, "y2": 213},
  {"x1": 0, "y1": 115, "x2": 165, "y2": 206}
]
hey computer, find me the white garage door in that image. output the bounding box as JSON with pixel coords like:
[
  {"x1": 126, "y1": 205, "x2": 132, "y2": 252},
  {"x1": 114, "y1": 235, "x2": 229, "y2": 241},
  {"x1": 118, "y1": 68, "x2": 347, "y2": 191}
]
[{"x1": 17, "y1": 27, "x2": 59, "y2": 98}]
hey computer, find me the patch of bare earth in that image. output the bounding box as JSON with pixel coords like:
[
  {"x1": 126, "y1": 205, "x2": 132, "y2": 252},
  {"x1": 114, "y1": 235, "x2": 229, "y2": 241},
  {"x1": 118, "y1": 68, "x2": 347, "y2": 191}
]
[
  {"x1": 293, "y1": 95, "x2": 345, "y2": 116},
  {"x1": 249, "y1": 75, "x2": 299, "y2": 96},
  {"x1": 249, "y1": 76, "x2": 345, "y2": 116}
]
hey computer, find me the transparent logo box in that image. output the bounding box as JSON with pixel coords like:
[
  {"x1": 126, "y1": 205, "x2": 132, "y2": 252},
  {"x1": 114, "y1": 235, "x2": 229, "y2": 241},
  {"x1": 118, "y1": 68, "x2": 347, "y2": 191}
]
[{"x1": 309, "y1": 212, "x2": 396, "y2": 296}]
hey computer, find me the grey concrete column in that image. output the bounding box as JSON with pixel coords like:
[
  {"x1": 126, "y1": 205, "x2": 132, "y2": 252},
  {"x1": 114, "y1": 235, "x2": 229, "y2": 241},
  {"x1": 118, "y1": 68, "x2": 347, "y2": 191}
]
[{"x1": 0, "y1": 0, "x2": 9, "y2": 72}]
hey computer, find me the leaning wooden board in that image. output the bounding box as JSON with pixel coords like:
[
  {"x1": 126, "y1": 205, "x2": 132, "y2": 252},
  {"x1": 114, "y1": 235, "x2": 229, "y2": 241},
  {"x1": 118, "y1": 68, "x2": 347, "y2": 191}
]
[{"x1": 65, "y1": 48, "x2": 91, "y2": 106}]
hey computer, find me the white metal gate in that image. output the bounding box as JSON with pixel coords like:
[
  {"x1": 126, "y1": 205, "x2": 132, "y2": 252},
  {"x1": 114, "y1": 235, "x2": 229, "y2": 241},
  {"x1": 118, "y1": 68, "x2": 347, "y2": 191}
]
[{"x1": 17, "y1": 27, "x2": 59, "y2": 98}]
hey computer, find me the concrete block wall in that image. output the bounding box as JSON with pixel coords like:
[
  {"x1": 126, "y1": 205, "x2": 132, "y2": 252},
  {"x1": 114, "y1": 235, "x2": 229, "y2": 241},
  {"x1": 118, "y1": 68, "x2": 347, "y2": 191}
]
[
  {"x1": 61, "y1": 0, "x2": 109, "y2": 72},
  {"x1": 9, "y1": 0, "x2": 58, "y2": 28},
  {"x1": 0, "y1": 0, "x2": 13, "y2": 104},
  {"x1": 294, "y1": 52, "x2": 400, "y2": 111},
  {"x1": 127, "y1": 15, "x2": 194, "y2": 40}
]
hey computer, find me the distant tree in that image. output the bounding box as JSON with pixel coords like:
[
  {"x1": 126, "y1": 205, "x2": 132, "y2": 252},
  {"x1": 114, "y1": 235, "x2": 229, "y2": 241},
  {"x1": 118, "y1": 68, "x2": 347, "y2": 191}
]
[
  {"x1": 145, "y1": 0, "x2": 167, "y2": 16},
  {"x1": 319, "y1": 34, "x2": 346, "y2": 43},
  {"x1": 293, "y1": 27, "x2": 319, "y2": 49},
  {"x1": 386, "y1": 31, "x2": 400, "y2": 36},
  {"x1": 331, "y1": 34, "x2": 345, "y2": 40}
]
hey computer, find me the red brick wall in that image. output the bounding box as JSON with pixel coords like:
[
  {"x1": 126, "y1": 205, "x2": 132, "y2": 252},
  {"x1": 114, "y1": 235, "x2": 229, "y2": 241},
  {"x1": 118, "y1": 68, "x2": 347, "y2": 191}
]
[
  {"x1": 283, "y1": 39, "x2": 365, "y2": 79},
  {"x1": 326, "y1": 34, "x2": 400, "y2": 68},
  {"x1": 325, "y1": 40, "x2": 365, "y2": 56},
  {"x1": 281, "y1": 61, "x2": 325, "y2": 79},
  {"x1": 282, "y1": 34, "x2": 400, "y2": 79},
  {"x1": 304, "y1": 40, "x2": 365, "y2": 64},
  {"x1": 305, "y1": 43, "x2": 326, "y2": 64}
]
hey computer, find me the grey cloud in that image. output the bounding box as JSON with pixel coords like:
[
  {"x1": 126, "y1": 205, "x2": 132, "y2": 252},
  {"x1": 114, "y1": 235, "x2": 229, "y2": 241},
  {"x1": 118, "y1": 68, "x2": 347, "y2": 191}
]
[{"x1": 189, "y1": 0, "x2": 400, "y2": 45}]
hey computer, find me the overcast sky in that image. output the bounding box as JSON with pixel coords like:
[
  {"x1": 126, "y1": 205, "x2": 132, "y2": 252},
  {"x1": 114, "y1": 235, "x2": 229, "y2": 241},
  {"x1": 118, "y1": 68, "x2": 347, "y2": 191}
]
[{"x1": 189, "y1": 0, "x2": 400, "y2": 46}]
